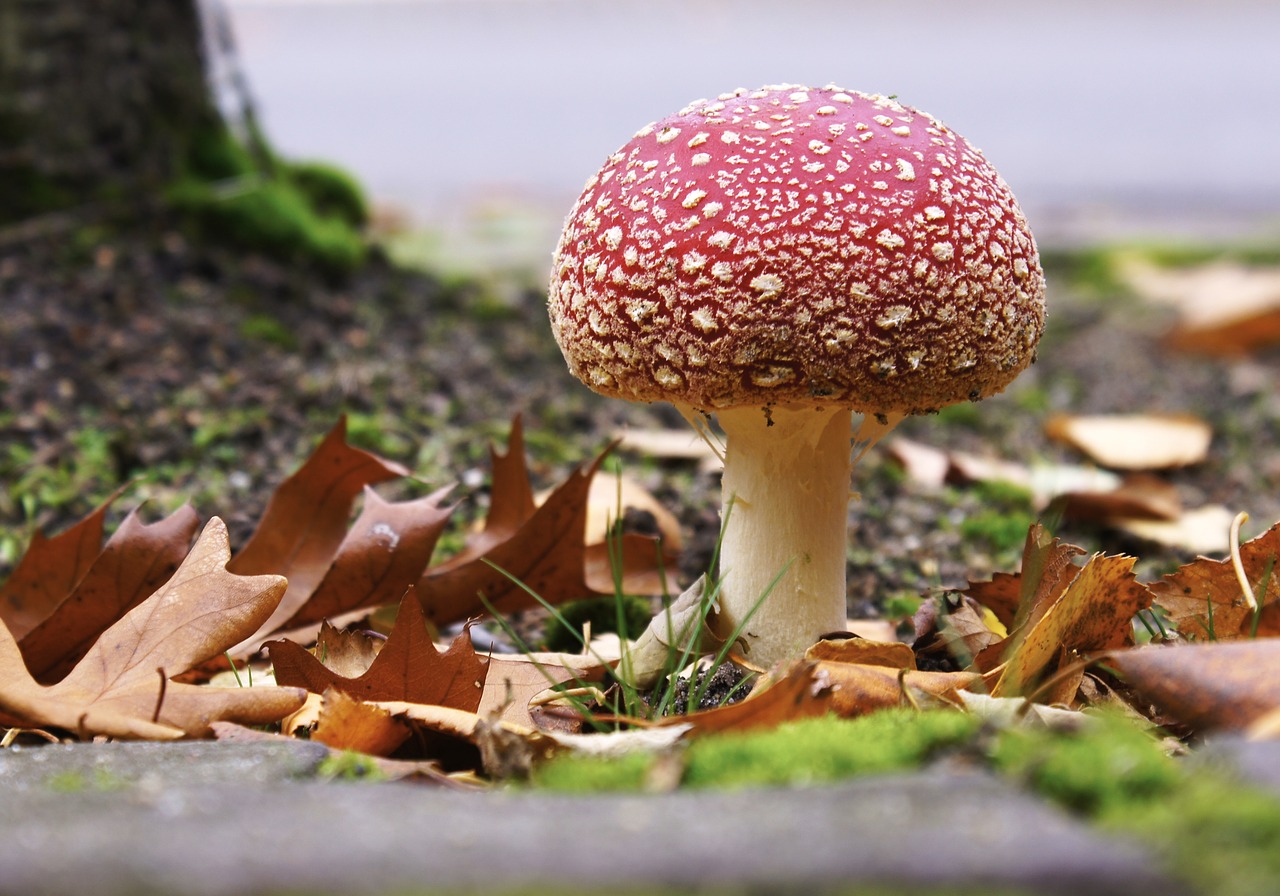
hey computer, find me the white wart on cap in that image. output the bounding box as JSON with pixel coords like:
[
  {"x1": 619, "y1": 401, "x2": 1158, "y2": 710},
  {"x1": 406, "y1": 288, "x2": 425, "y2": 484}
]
[{"x1": 549, "y1": 84, "x2": 1046, "y2": 416}]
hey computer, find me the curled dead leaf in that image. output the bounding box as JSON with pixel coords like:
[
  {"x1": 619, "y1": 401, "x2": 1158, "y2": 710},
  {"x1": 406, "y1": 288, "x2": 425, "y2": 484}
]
[{"x1": 1105, "y1": 640, "x2": 1280, "y2": 733}]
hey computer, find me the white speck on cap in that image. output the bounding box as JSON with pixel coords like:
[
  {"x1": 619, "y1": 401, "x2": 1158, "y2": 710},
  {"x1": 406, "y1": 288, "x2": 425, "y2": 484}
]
[
  {"x1": 549, "y1": 84, "x2": 1046, "y2": 415},
  {"x1": 750, "y1": 273, "x2": 785, "y2": 299}
]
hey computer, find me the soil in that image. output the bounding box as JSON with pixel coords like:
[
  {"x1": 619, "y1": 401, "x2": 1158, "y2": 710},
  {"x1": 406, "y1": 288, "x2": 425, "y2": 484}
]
[{"x1": 3, "y1": 220, "x2": 1280, "y2": 626}]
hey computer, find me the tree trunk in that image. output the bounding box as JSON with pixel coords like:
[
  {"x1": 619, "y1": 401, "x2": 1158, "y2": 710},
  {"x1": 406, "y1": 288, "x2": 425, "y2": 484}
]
[{"x1": 0, "y1": 0, "x2": 221, "y2": 224}]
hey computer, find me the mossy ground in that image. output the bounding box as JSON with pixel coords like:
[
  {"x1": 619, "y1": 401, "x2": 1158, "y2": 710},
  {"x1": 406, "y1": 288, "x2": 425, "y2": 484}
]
[
  {"x1": 534, "y1": 709, "x2": 1280, "y2": 895},
  {"x1": 166, "y1": 124, "x2": 369, "y2": 275}
]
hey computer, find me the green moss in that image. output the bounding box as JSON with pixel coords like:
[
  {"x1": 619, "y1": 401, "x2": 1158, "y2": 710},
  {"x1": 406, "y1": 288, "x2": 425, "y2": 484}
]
[
  {"x1": 682, "y1": 710, "x2": 980, "y2": 790},
  {"x1": 184, "y1": 121, "x2": 257, "y2": 181},
  {"x1": 532, "y1": 750, "x2": 653, "y2": 793},
  {"x1": 317, "y1": 750, "x2": 389, "y2": 782},
  {"x1": 957, "y1": 480, "x2": 1036, "y2": 560},
  {"x1": 167, "y1": 176, "x2": 366, "y2": 275},
  {"x1": 285, "y1": 160, "x2": 369, "y2": 227},
  {"x1": 990, "y1": 715, "x2": 1179, "y2": 815},
  {"x1": 164, "y1": 122, "x2": 368, "y2": 275},
  {"x1": 238, "y1": 312, "x2": 298, "y2": 351},
  {"x1": 543, "y1": 593, "x2": 654, "y2": 653},
  {"x1": 534, "y1": 710, "x2": 982, "y2": 793},
  {"x1": 991, "y1": 715, "x2": 1280, "y2": 896},
  {"x1": 1108, "y1": 773, "x2": 1280, "y2": 896}
]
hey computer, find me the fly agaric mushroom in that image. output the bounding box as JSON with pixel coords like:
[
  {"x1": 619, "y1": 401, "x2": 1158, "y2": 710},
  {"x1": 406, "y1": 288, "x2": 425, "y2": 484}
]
[{"x1": 549, "y1": 84, "x2": 1046, "y2": 667}]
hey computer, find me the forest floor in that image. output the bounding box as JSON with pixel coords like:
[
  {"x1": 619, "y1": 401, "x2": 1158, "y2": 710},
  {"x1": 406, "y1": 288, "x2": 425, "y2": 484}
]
[
  {"x1": 3, "y1": 220, "x2": 1280, "y2": 611},
  {"x1": 3, "y1": 217, "x2": 1280, "y2": 896}
]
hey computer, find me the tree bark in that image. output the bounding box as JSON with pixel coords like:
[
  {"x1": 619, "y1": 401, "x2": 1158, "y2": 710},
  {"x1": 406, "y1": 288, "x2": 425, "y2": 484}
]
[{"x1": 0, "y1": 0, "x2": 221, "y2": 224}]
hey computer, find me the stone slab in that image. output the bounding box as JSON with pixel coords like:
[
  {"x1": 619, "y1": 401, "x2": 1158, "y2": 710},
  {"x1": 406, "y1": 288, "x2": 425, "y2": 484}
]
[{"x1": 0, "y1": 742, "x2": 1186, "y2": 896}]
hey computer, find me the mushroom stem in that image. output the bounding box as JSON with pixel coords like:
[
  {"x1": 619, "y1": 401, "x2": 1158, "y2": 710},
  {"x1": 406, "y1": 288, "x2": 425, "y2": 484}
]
[{"x1": 714, "y1": 405, "x2": 857, "y2": 667}]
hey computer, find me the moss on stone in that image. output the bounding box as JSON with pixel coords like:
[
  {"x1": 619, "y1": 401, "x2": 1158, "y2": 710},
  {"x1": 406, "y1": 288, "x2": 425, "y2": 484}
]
[
  {"x1": 990, "y1": 714, "x2": 1180, "y2": 815},
  {"x1": 534, "y1": 710, "x2": 982, "y2": 793},
  {"x1": 992, "y1": 715, "x2": 1280, "y2": 896},
  {"x1": 681, "y1": 710, "x2": 981, "y2": 790}
]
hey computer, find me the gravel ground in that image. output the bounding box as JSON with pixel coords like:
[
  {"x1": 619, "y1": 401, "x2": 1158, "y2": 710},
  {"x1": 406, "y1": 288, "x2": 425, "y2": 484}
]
[{"x1": 3, "y1": 221, "x2": 1280, "y2": 620}]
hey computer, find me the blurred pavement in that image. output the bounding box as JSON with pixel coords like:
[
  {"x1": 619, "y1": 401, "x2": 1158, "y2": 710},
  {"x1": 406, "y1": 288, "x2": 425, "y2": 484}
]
[{"x1": 221, "y1": 0, "x2": 1280, "y2": 261}]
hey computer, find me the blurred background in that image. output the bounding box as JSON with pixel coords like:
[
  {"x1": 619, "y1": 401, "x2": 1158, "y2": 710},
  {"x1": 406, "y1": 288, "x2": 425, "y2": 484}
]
[{"x1": 222, "y1": 0, "x2": 1280, "y2": 276}]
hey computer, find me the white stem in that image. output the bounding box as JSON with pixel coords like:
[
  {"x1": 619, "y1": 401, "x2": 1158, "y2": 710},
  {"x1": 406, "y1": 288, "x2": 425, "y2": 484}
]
[{"x1": 714, "y1": 405, "x2": 854, "y2": 667}]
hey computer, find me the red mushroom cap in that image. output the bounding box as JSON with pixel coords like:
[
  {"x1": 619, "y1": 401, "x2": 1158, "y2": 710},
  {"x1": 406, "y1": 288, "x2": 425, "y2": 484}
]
[{"x1": 549, "y1": 84, "x2": 1046, "y2": 415}]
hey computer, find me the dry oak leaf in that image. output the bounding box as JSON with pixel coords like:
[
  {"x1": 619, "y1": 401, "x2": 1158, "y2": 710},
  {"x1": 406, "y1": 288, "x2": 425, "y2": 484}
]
[
  {"x1": 228, "y1": 416, "x2": 408, "y2": 587},
  {"x1": 415, "y1": 419, "x2": 671, "y2": 626},
  {"x1": 19, "y1": 504, "x2": 200, "y2": 684},
  {"x1": 257, "y1": 487, "x2": 453, "y2": 640},
  {"x1": 268, "y1": 590, "x2": 487, "y2": 711},
  {"x1": 1148, "y1": 520, "x2": 1280, "y2": 639},
  {"x1": 0, "y1": 518, "x2": 306, "y2": 739},
  {"x1": 0, "y1": 487, "x2": 122, "y2": 639},
  {"x1": 226, "y1": 418, "x2": 447, "y2": 654},
  {"x1": 1106, "y1": 640, "x2": 1280, "y2": 732},
  {"x1": 303, "y1": 619, "x2": 387, "y2": 680}
]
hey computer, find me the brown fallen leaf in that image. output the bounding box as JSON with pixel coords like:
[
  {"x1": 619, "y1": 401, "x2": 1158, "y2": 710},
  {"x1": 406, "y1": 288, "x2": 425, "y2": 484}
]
[
  {"x1": 1055, "y1": 473, "x2": 1183, "y2": 523},
  {"x1": 1148, "y1": 520, "x2": 1280, "y2": 639},
  {"x1": 305, "y1": 620, "x2": 386, "y2": 680},
  {"x1": 268, "y1": 591, "x2": 488, "y2": 711},
  {"x1": 1119, "y1": 257, "x2": 1280, "y2": 356},
  {"x1": 806, "y1": 636, "x2": 916, "y2": 669},
  {"x1": 418, "y1": 451, "x2": 634, "y2": 624},
  {"x1": 0, "y1": 488, "x2": 121, "y2": 639},
  {"x1": 1045, "y1": 412, "x2": 1213, "y2": 470},
  {"x1": 819, "y1": 663, "x2": 980, "y2": 717},
  {"x1": 0, "y1": 518, "x2": 306, "y2": 739},
  {"x1": 1105, "y1": 640, "x2": 1280, "y2": 732},
  {"x1": 1112, "y1": 505, "x2": 1239, "y2": 555},
  {"x1": 913, "y1": 594, "x2": 1006, "y2": 671},
  {"x1": 993, "y1": 553, "x2": 1150, "y2": 700},
  {"x1": 228, "y1": 416, "x2": 409, "y2": 600},
  {"x1": 256, "y1": 486, "x2": 454, "y2": 639},
  {"x1": 478, "y1": 653, "x2": 604, "y2": 728},
  {"x1": 312, "y1": 687, "x2": 413, "y2": 756},
  {"x1": 19, "y1": 505, "x2": 200, "y2": 683}
]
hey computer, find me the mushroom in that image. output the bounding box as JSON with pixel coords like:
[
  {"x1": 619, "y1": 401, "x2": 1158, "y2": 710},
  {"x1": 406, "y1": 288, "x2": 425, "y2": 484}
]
[{"x1": 548, "y1": 84, "x2": 1046, "y2": 667}]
